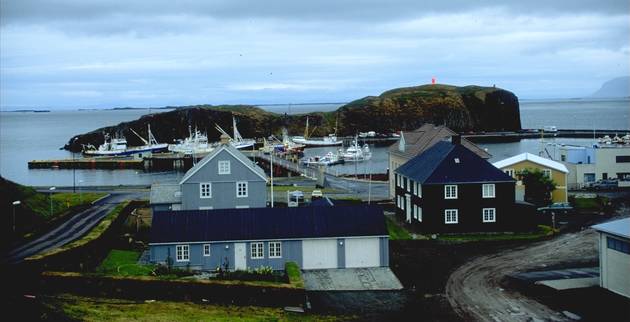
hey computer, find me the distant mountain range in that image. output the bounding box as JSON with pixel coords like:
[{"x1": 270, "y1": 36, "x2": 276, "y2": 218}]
[{"x1": 591, "y1": 76, "x2": 630, "y2": 98}]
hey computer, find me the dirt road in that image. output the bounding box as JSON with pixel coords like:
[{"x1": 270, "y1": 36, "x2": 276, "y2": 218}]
[{"x1": 446, "y1": 229, "x2": 598, "y2": 322}]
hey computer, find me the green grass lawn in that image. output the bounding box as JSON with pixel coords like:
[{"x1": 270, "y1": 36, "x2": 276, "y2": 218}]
[
  {"x1": 96, "y1": 249, "x2": 155, "y2": 276},
  {"x1": 285, "y1": 262, "x2": 304, "y2": 288},
  {"x1": 572, "y1": 197, "x2": 607, "y2": 211},
  {"x1": 44, "y1": 294, "x2": 348, "y2": 322},
  {"x1": 25, "y1": 192, "x2": 106, "y2": 219},
  {"x1": 385, "y1": 216, "x2": 412, "y2": 240},
  {"x1": 437, "y1": 225, "x2": 555, "y2": 242}
]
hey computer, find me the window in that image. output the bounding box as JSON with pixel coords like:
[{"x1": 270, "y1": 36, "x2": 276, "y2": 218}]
[
  {"x1": 444, "y1": 185, "x2": 458, "y2": 199},
  {"x1": 561, "y1": 155, "x2": 566, "y2": 161},
  {"x1": 396, "y1": 174, "x2": 400, "y2": 187},
  {"x1": 415, "y1": 182, "x2": 422, "y2": 197},
  {"x1": 482, "y1": 208, "x2": 496, "y2": 223},
  {"x1": 607, "y1": 237, "x2": 630, "y2": 254},
  {"x1": 445, "y1": 209, "x2": 458, "y2": 224},
  {"x1": 482, "y1": 184, "x2": 495, "y2": 198},
  {"x1": 236, "y1": 181, "x2": 248, "y2": 198},
  {"x1": 417, "y1": 206, "x2": 422, "y2": 222},
  {"x1": 504, "y1": 169, "x2": 514, "y2": 178},
  {"x1": 200, "y1": 182, "x2": 212, "y2": 198},
  {"x1": 218, "y1": 160, "x2": 230, "y2": 174},
  {"x1": 251, "y1": 242, "x2": 264, "y2": 259},
  {"x1": 616, "y1": 156, "x2": 630, "y2": 163},
  {"x1": 406, "y1": 178, "x2": 411, "y2": 192},
  {"x1": 269, "y1": 241, "x2": 282, "y2": 258},
  {"x1": 413, "y1": 205, "x2": 422, "y2": 222},
  {"x1": 176, "y1": 245, "x2": 190, "y2": 262},
  {"x1": 542, "y1": 169, "x2": 552, "y2": 179},
  {"x1": 203, "y1": 244, "x2": 211, "y2": 257},
  {"x1": 584, "y1": 173, "x2": 595, "y2": 183}
]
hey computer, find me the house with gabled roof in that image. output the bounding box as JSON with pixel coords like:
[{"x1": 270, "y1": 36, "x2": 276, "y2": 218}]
[
  {"x1": 393, "y1": 136, "x2": 523, "y2": 233},
  {"x1": 493, "y1": 152, "x2": 569, "y2": 203},
  {"x1": 150, "y1": 135, "x2": 268, "y2": 211},
  {"x1": 388, "y1": 124, "x2": 491, "y2": 198},
  {"x1": 149, "y1": 205, "x2": 390, "y2": 271}
]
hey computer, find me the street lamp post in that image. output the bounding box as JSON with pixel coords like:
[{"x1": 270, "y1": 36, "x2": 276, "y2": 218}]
[
  {"x1": 79, "y1": 180, "x2": 84, "y2": 204},
  {"x1": 12, "y1": 200, "x2": 21, "y2": 232},
  {"x1": 49, "y1": 186, "x2": 56, "y2": 217},
  {"x1": 73, "y1": 138, "x2": 78, "y2": 193}
]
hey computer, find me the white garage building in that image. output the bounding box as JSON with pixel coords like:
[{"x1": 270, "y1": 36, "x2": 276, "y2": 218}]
[{"x1": 592, "y1": 217, "x2": 630, "y2": 298}]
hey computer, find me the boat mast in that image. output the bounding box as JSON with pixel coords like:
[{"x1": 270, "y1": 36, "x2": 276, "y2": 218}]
[{"x1": 304, "y1": 116, "x2": 309, "y2": 139}]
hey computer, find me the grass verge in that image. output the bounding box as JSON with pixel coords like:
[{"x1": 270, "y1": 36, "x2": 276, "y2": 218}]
[
  {"x1": 27, "y1": 201, "x2": 130, "y2": 260},
  {"x1": 385, "y1": 216, "x2": 412, "y2": 240},
  {"x1": 42, "y1": 294, "x2": 348, "y2": 322},
  {"x1": 27, "y1": 192, "x2": 107, "y2": 219},
  {"x1": 96, "y1": 249, "x2": 155, "y2": 277},
  {"x1": 436, "y1": 225, "x2": 556, "y2": 242}
]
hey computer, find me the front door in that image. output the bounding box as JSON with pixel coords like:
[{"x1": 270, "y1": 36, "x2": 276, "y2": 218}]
[
  {"x1": 405, "y1": 194, "x2": 411, "y2": 222},
  {"x1": 234, "y1": 243, "x2": 246, "y2": 270}
]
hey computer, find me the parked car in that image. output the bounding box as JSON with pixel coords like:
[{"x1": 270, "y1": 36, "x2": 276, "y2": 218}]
[
  {"x1": 311, "y1": 189, "x2": 323, "y2": 199},
  {"x1": 537, "y1": 202, "x2": 573, "y2": 214},
  {"x1": 588, "y1": 179, "x2": 618, "y2": 191},
  {"x1": 288, "y1": 190, "x2": 304, "y2": 202}
]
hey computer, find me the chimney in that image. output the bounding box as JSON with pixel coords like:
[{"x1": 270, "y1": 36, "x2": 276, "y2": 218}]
[
  {"x1": 220, "y1": 133, "x2": 231, "y2": 145},
  {"x1": 451, "y1": 135, "x2": 461, "y2": 145}
]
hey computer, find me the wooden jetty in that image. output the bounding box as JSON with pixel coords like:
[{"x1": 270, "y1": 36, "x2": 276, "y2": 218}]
[{"x1": 29, "y1": 158, "x2": 144, "y2": 170}]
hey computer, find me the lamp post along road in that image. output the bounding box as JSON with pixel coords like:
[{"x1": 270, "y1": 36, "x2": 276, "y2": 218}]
[
  {"x1": 12, "y1": 200, "x2": 21, "y2": 232},
  {"x1": 49, "y1": 186, "x2": 56, "y2": 217}
]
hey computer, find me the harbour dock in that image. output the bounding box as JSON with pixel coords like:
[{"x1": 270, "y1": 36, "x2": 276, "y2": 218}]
[{"x1": 29, "y1": 158, "x2": 144, "y2": 170}]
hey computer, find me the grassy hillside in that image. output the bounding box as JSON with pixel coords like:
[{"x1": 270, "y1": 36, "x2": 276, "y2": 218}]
[
  {"x1": 1, "y1": 176, "x2": 104, "y2": 244},
  {"x1": 65, "y1": 83, "x2": 521, "y2": 151}
]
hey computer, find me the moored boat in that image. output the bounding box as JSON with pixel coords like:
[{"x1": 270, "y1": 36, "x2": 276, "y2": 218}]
[
  {"x1": 341, "y1": 137, "x2": 372, "y2": 162},
  {"x1": 168, "y1": 126, "x2": 215, "y2": 155},
  {"x1": 291, "y1": 116, "x2": 342, "y2": 147},
  {"x1": 83, "y1": 125, "x2": 168, "y2": 156},
  {"x1": 301, "y1": 152, "x2": 344, "y2": 166}
]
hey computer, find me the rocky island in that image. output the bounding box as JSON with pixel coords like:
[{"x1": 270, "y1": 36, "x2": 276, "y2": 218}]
[{"x1": 65, "y1": 84, "x2": 521, "y2": 151}]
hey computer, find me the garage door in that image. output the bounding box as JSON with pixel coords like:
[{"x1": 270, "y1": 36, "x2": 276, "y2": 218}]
[
  {"x1": 302, "y1": 239, "x2": 338, "y2": 269},
  {"x1": 345, "y1": 238, "x2": 380, "y2": 268}
]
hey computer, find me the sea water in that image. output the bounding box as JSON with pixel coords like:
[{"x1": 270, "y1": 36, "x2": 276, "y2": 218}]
[{"x1": 0, "y1": 99, "x2": 628, "y2": 186}]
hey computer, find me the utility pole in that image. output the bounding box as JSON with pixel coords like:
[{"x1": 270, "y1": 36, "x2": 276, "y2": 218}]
[
  {"x1": 368, "y1": 159, "x2": 372, "y2": 204},
  {"x1": 270, "y1": 151, "x2": 274, "y2": 208},
  {"x1": 73, "y1": 138, "x2": 78, "y2": 193},
  {"x1": 49, "y1": 186, "x2": 56, "y2": 217},
  {"x1": 12, "y1": 200, "x2": 21, "y2": 232}
]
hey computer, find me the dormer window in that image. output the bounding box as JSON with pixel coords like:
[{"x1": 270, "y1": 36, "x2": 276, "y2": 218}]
[
  {"x1": 454, "y1": 158, "x2": 460, "y2": 164},
  {"x1": 218, "y1": 160, "x2": 230, "y2": 174}
]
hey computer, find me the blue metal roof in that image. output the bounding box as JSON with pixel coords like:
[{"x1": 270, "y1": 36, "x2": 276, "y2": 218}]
[
  {"x1": 395, "y1": 141, "x2": 514, "y2": 184},
  {"x1": 150, "y1": 205, "x2": 388, "y2": 244},
  {"x1": 592, "y1": 217, "x2": 630, "y2": 239}
]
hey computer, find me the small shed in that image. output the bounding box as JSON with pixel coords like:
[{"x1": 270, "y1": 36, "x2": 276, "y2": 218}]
[{"x1": 592, "y1": 218, "x2": 630, "y2": 298}]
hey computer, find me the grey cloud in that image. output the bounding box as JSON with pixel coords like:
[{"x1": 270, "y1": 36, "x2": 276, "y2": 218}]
[{"x1": 2, "y1": 0, "x2": 629, "y2": 26}]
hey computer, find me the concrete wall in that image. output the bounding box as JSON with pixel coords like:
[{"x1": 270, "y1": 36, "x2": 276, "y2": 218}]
[
  {"x1": 599, "y1": 233, "x2": 630, "y2": 298},
  {"x1": 181, "y1": 149, "x2": 266, "y2": 210},
  {"x1": 498, "y1": 160, "x2": 567, "y2": 203}
]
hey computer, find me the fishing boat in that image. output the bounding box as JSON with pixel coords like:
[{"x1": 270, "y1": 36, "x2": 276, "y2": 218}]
[
  {"x1": 341, "y1": 137, "x2": 372, "y2": 162},
  {"x1": 83, "y1": 125, "x2": 168, "y2": 156},
  {"x1": 291, "y1": 116, "x2": 342, "y2": 147},
  {"x1": 215, "y1": 116, "x2": 256, "y2": 149},
  {"x1": 300, "y1": 152, "x2": 344, "y2": 166},
  {"x1": 168, "y1": 126, "x2": 214, "y2": 155}
]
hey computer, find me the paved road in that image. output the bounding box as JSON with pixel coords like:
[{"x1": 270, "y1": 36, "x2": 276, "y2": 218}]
[
  {"x1": 5, "y1": 192, "x2": 143, "y2": 264},
  {"x1": 324, "y1": 174, "x2": 389, "y2": 200},
  {"x1": 445, "y1": 229, "x2": 599, "y2": 322}
]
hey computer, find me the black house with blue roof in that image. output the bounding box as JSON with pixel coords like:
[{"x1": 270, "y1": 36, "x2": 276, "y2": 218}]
[
  {"x1": 149, "y1": 205, "x2": 390, "y2": 271},
  {"x1": 394, "y1": 136, "x2": 522, "y2": 232}
]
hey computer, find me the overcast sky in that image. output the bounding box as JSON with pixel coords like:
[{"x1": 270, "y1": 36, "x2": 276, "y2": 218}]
[{"x1": 1, "y1": 0, "x2": 629, "y2": 109}]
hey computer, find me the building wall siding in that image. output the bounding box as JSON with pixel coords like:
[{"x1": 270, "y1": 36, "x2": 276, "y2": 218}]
[
  {"x1": 600, "y1": 233, "x2": 630, "y2": 298},
  {"x1": 497, "y1": 160, "x2": 568, "y2": 203},
  {"x1": 150, "y1": 242, "x2": 235, "y2": 271},
  {"x1": 379, "y1": 237, "x2": 389, "y2": 267},
  {"x1": 395, "y1": 182, "x2": 521, "y2": 233},
  {"x1": 245, "y1": 240, "x2": 302, "y2": 271},
  {"x1": 180, "y1": 149, "x2": 266, "y2": 210}
]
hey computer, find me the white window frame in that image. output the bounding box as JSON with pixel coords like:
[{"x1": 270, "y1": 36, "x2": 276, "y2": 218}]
[
  {"x1": 418, "y1": 206, "x2": 422, "y2": 222},
  {"x1": 406, "y1": 177, "x2": 411, "y2": 192},
  {"x1": 250, "y1": 242, "x2": 264, "y2": 259},
  {"x1": 268, "y1": 241, "x2": 282, "y2": 258},
  {"x1": 203, "y1": 244, "x2": 211, "y2": 257},
  {"x1": 542, "y1": 169, "x2": 552, "y2": 179},
  {"x1": 504, "y1": 169, "x2": 514, "y2": 178},
  {"x1": 413, "y1": 204, "x2": 418, "y2": 220},
  {"x1": 444, "y1": 185, "x2": 458, "y2": 199},
  {"x1": 175, "y1": 244, "x2": 190, "y2": 262},
  {"x1": 482, "y1": 184, "x2": 495, "y2": 198},
  {"x1": 396, "y1": 174, "x2": 400, "y2": 187},
  {"x1": 199, "y1": 182, "x2": 212, "y2": 198},
  {"x1": 236, "y1": 181, "x2": 248, "y2": 198},
  {"x1": 482, "y1": 208, "x2": 496, "y2": 223},
  {"x1": 218, "y1": 160, "x2": 230, "y2": 175},
  {"x1": 415, "y1": 182, "x2": 422, "y2": 197},
  {"x1": 444, "y1": 209, "x2": 458, "y2": 224}
]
